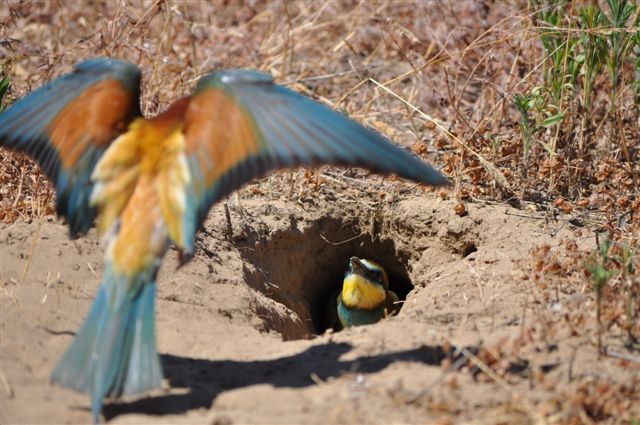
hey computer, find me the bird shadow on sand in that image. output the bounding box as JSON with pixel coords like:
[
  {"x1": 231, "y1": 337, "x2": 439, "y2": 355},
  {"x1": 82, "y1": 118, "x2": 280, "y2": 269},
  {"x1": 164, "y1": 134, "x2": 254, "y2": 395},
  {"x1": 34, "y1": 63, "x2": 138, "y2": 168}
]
[{"x1": 102, "y1": 341, "x2": 452, "y2": 420}]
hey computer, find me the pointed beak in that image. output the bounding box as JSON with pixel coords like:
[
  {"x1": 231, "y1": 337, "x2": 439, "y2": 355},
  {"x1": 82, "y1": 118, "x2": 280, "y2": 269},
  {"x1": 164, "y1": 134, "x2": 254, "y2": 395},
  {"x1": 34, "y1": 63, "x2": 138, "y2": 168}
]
[{"x1": 349, "y1": 256, "x2": 365, "y2": 275}]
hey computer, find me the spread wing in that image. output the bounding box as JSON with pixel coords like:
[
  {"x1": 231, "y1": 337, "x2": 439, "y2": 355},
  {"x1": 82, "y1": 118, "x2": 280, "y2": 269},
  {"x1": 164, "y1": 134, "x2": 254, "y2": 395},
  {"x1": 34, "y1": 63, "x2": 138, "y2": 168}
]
[
  {"x1": 177, "y1": 69, "x2": 449, "y2": 252},
  {"x1": 0, "y1": 58, "x2": 142, "y2": 237}
]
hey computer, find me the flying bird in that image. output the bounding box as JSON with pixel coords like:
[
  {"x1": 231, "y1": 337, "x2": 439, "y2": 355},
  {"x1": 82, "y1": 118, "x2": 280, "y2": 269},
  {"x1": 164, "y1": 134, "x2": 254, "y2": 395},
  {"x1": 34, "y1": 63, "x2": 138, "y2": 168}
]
[
  {"x1": 0, "y1": 58, "x2": 449, "y2": 422},
  {"x1": 326, "y1": 257, "x2": 400, "y2": 330}
]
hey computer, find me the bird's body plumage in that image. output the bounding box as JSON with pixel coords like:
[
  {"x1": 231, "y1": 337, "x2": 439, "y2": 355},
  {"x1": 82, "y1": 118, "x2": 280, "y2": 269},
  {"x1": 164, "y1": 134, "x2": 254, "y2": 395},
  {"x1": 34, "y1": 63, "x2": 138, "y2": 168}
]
[
  {"x1": 328, "y1": 257, "x2": 400, "y2": 330},
  {"x1": 0, "y1": 58, "x2": 448, "y2": 422}
]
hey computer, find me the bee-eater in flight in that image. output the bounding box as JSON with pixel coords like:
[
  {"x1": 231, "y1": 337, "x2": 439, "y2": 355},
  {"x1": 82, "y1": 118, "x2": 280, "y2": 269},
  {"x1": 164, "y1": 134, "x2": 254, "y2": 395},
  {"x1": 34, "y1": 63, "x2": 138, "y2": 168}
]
[{"x1": 0, "y1": 58, "x2": 449, "y2": 422}]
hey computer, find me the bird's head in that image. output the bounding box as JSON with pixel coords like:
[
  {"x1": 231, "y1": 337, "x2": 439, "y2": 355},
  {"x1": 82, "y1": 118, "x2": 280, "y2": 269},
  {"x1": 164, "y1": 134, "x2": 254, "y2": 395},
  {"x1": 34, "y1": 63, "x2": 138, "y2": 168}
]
[
  {"x1": 341, "y1": 257, "x2": 389, "y2": 309},
  {"x1": 348, "y1": 256, "x2": 389, "y2": 289}
]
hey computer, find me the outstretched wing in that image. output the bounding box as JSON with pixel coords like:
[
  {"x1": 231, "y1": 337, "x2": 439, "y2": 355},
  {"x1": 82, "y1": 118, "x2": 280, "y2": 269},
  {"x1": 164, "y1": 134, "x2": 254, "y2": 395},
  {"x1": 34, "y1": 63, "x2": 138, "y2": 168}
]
[
  {"x1": 177, "y1": 69, "x2": 449, "y2": 252},
  {"x1": 0, "y1": 58, "x2": 142, "y2": 237}
]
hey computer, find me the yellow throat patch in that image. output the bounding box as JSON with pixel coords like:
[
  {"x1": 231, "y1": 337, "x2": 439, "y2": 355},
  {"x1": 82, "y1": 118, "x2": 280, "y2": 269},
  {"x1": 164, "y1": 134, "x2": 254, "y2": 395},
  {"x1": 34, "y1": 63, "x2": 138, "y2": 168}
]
[{"x1": 341, "y1": 273, "x2": 386, "y2": 310}]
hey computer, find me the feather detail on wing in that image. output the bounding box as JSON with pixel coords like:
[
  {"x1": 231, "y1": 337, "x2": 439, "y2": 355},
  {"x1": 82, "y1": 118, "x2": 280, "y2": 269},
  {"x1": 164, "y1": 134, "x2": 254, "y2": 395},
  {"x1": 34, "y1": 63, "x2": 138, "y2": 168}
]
[
  {"x1": 177, "y1": 69, "x2": 449, "y2": 253},
  {"x1": 155, "y1": 131, "x2": 190, "y2": 247},
  {"x1": 89, "y1": 120, "x2": 144, "y2": 235},
  {"x1": 0, "y1": 58, "x2": 141, "y2": 236}
]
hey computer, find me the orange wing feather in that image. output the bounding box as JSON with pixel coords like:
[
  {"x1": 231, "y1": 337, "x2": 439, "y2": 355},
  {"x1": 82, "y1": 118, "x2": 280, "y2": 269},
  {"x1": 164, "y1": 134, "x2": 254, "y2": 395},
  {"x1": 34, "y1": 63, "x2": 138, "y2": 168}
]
[
  {"x1": 48, "y1": 80, "x2": 136, "y2": 169},
  {"x1": 184, "y1": 88, "x2": 261, "y2": 187}
]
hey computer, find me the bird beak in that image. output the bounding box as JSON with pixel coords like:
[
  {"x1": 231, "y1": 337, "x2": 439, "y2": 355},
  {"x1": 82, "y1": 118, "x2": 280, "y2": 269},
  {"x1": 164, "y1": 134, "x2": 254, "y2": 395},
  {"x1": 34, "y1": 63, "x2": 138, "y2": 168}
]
[{"x1": 349, "y1": 256, "x2": 365, "y2": 275}]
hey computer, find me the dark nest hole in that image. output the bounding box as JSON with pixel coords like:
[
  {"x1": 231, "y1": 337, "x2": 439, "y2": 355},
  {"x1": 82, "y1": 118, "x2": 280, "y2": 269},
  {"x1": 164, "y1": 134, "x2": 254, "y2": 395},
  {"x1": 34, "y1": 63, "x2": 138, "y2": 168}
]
[
  {"x1": 235, "y1": 216, "x2": 414, "y2": 340},
  {"x1": 461, "y1": 242, "x2": 477, "y2": 258}
]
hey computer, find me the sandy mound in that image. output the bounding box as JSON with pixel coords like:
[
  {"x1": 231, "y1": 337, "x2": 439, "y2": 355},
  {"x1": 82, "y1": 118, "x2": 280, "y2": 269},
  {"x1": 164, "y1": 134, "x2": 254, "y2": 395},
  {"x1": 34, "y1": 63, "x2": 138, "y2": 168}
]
[{"x1": 0, "y1": 190, "x2": 636, "y2": 424}]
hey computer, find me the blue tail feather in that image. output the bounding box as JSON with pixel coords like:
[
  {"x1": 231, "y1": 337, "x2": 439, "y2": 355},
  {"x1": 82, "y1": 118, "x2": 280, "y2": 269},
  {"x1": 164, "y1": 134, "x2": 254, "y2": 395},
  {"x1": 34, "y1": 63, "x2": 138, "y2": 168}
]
[{"x1": 52, "y1": 266, "x2": 162, "y2": 423}]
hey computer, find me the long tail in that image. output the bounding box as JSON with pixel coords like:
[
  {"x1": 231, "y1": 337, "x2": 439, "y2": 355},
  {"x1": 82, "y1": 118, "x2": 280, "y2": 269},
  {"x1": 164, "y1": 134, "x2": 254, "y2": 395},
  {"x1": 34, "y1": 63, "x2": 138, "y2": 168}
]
[{"x1": 52, "y1": 264, "x2": 163, "y2": 423}]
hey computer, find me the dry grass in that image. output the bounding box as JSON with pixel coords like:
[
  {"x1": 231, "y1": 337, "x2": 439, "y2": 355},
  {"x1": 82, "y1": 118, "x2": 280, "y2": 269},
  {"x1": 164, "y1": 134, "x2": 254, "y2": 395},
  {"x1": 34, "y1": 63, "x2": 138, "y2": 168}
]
[
  {"x1": 1, "y1": 0, "x2": 639, "y2": 423},
  {"x1": 1, "y1": 2, "x2": 638, "y2": 233}
]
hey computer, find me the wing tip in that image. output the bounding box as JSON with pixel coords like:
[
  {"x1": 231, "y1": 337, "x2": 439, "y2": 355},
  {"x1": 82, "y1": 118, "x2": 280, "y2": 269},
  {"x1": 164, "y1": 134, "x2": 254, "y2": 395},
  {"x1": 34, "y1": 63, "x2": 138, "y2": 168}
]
[{"x1": 426, "y1": 171, "x2": 452, "y2": 187}]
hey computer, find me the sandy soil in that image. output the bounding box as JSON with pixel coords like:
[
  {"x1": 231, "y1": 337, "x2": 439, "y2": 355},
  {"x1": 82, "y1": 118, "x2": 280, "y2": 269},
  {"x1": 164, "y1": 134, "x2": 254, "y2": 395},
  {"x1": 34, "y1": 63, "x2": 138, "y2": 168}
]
[
  {"x1": 1, "y1": 0, "x2": 639, "y2": 423},
  {"x1": 2, "y1": 183, "x2": 636, "y2": 424}
]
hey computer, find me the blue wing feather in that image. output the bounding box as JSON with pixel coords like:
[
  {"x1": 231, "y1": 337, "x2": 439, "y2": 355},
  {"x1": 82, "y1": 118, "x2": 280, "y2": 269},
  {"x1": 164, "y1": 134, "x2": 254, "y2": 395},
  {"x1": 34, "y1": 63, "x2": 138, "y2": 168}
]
[
  {"x1": 230, "y1": 78, "x2": 448, "y2": 183},
  {"x1": 181, "y1": 69, "x2": 449, "y2": 254},
  {"x1": 0, "y1": 58, "x2": 141, "y2": 237}
]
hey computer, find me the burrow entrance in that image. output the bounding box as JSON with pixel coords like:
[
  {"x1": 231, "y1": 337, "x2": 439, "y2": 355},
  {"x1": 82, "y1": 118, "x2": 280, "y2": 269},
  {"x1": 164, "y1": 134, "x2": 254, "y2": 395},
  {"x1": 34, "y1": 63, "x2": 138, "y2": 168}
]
[
  {"x1": 220, "y1": 197, "x2": 482, "y2": 340},
  {"x1": 230, "y1": 208, "x2": 421, "y2": 340},
  {"x1": 229, "y1": 207, "x2": 420, "y2": 340}
]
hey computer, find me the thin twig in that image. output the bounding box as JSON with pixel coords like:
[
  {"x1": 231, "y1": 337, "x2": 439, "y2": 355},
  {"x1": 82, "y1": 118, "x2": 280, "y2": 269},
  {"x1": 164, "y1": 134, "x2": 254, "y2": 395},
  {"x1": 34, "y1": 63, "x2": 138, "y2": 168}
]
[
  {"x1": 604, "y1": 347, "x2": 640, "y2": 364},
  {"x1": 20, "y1": 218, "x2": 42, "y2": 284},
  {"x1": 0, "y1": 368, "x2": 14, "y2": 398},
  {"x1": 320, "y1": 232, "x2": 366, "y2": 246},
  {"x1": 369, "y1": 77, "x2": 512, "y2": 192}
]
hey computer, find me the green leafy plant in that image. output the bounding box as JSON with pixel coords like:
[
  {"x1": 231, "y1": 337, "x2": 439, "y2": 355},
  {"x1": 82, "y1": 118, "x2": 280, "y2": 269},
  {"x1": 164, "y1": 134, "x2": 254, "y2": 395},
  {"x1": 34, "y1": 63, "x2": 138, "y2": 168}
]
[
  {"x1": 600, "y1": 0, "x2": 636, "y2": 112},
  {"x1": 586, "y1": 234, "x2": 639, "y2": 353},
  {"x1": 514, "y1": 87, "x2": 561, "y2": 159},
  {"x1": 578, "y1": 5, "x2": 608, "y2": 111},
  {"x1": 514, "y1": 92, "x2": 536, "y2": 160},
  {"x1": 611, "y1": 243, "x2": 639, "y2": 348},
  {"x1": 587, "y1": 234, "x2": 616, "y2": 355},
  {"x1": 632, "y1": 12, "x2": 640, "y2": 104},
  {"x1": 529, "y1": 0, "x2": 639, "y2": 165},
  {"x1": 532, "y1": 0, "x2": 583, "y2": 106}
]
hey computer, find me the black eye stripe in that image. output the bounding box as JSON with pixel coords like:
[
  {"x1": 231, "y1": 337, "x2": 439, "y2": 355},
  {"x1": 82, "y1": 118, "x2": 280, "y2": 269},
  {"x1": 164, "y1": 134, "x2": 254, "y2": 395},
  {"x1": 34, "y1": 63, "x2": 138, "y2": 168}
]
[{"x1": 367, "y1": 269, "x2": 383, "y2": 280}]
